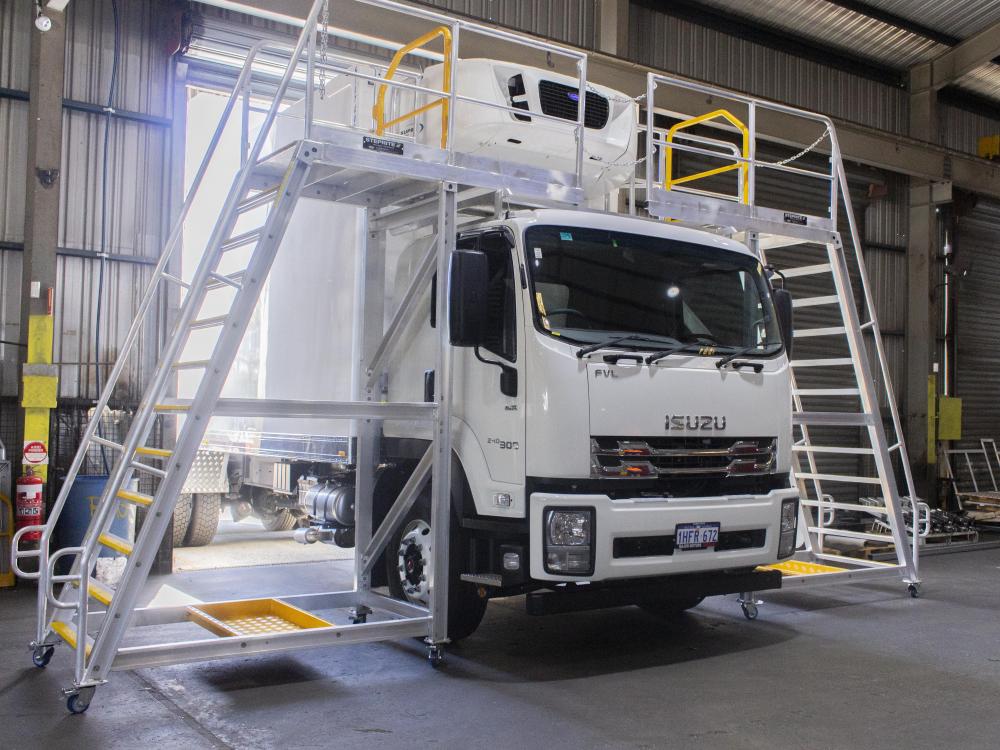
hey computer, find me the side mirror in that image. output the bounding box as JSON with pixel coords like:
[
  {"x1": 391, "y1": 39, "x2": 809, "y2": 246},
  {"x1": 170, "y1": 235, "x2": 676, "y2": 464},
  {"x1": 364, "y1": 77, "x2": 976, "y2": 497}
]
[
  {"x1": 773, "y1": 288, "x2": 793, "y2": 359},
  {"x1": 449, "y1": 249, "x2": 488, "y2": 347}
]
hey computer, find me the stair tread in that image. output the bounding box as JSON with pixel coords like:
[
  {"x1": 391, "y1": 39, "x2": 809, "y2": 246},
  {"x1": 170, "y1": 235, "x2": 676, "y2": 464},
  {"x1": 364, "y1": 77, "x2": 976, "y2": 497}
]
[
  {"x1": 72, "y1": 577, "x2": 114, "y2": 606},
  {"x1": 51, "y1": 621, "x2": 94, "y2": 656},
  {"x1": 98, "y1": 532, "x2": 134, "y2": 556},
  {"x1": 117, "y1": 488, "x2": 154, "y2": 507}
]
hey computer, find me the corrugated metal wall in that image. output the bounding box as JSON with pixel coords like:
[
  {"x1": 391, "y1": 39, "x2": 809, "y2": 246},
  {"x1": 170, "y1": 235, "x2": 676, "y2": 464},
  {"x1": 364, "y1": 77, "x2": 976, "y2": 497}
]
[
  {"x1": 416, "y1": 0, "x2": 599, "y2": 49},
  {"x1": 628, "y1": 2, "x2": 908, "y2": 134},
  {"x1": 0, "y1": 0, "x2": 31, "y2": 396},
  {"x1": 939, "y1": 103, "x2": 1000, "y2": 158},
  {"x1": 0, "y1": 0, "x2": 173, "y2": 401},
  {"x1": 955, "y1": 198, "x2": 1000, "y2": 443}
]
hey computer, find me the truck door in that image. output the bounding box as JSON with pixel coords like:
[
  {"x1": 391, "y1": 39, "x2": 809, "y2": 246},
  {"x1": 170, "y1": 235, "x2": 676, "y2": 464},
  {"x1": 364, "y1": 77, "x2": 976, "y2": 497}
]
[{"x1": 459, "y1": 229, "x2": 525, "y2": 485}]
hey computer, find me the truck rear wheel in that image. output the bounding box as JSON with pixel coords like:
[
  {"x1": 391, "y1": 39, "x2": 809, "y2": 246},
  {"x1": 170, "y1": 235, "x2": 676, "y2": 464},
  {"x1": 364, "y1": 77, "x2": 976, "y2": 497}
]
[
  {"x1": 639, "y1": 596, "x2": 704, "y2": 618},
  {"x1": 171, "y1": 494, "x2": 193, "y2": 548},
  {"x1": 185, "y1": 493, "x2": 222, "y2": 547},
  {"x1": 258, "y1": 508, "x2": 298, "y2": 532},
  {"x1": 385, "y1": 490, "x2": 487, "y2": 642}
]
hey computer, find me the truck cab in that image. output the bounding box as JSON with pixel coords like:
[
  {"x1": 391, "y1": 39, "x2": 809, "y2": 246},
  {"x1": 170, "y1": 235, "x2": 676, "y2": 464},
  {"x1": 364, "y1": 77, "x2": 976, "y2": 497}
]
[{"x1": 308, "y1": 207, "x2": 800, "y2": 638}]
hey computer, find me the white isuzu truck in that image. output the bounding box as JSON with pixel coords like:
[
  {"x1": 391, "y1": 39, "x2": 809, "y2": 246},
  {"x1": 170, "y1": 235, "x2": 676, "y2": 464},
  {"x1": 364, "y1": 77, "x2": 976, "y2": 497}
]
[
  {"x1": 205, "y1": 58, "x2": 800, "y2": 639},
  {"x1": 295, "y1": 206, "x2": 799, "y2": 639}
]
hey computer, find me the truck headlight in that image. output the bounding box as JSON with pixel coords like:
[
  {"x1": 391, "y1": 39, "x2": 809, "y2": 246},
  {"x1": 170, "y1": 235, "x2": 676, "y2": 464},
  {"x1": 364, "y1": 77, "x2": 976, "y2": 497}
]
[
  {"x1": 778, "y1": 498, "x2": 798, "y2": 558},
  {"x1": 544, "y1": 508, "x2": 594, "y2": 575}
]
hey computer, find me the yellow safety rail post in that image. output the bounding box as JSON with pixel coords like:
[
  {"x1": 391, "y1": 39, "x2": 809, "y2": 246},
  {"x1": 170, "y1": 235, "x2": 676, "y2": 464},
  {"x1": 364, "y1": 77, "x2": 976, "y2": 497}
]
[
  {"x1": 372, "y1": 26, "x2": 453, "y2": 149},
  {"x1": 664, "y1": 109, "x2": 750, "y2": 204}
]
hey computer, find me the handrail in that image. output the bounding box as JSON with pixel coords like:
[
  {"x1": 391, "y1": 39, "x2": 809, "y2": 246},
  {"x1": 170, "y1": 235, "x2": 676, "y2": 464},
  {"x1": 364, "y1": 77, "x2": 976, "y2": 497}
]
[
  {"x1": 373, "y1": 26, "x2": 453, "y2": 149},
  {"x1": 664, "y1": 109, "x2": 750, "y2": 205}
]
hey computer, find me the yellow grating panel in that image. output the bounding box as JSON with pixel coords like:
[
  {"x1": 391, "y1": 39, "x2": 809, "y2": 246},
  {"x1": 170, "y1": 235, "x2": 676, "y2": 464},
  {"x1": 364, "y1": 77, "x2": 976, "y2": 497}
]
[
  {"x1": 187, "y1": 598, "x2": 332, "y2": 638},
  {"x1": 758, "y1": 560, "x2": 847, "y2": 576}
]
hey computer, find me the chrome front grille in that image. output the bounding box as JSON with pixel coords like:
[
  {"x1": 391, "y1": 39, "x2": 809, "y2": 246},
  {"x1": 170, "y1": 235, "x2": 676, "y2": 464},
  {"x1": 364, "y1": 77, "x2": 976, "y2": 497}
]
[{"x1": 591, "y1": 436, "x2": 777, "y2": 479}]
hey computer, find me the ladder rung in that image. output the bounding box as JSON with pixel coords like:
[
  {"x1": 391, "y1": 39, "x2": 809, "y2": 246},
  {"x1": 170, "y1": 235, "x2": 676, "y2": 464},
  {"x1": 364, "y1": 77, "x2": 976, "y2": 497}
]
[
  {"x1": 801, "y1": 498, "x2": 890, "y2": 514},
  {"x1": 51, "y1": 621, "x2": 93, "y2": 657},
  {"x1": 130, "y1": 460, "x2": 166, "y2": 479},
  {"x1": 888, "y1": 442, "x2": 901, "y2": 452},
  {"x1": 72, "y1": 577, "x2": 114, "y2": 606},
  {"x1": 237, "y1": 185, "x2": 280, "y2": 212},
  {"x1": 793, "y1": 388, "x2": 860, "y2": 396},
  {"x1": 135, "y1": 445, "x2": 172, "y2": 458},
  {"x1": 782, "y1": 263, "x2": 832, "y2": 278},
  {"x1": 118, "y1": 488, "x2": 155, "y2": 507},
  {"x1": 206, "y1": 270, "x2": 245, "y2": 290},
  {"x1": 794, "y1": 412, "x2": 874, "y2": 426},
  {"x1": 793, "y1": 445, "x2": 875, "y2": 455},
  {"x1": 172, "y1": 359, "x2": 211, "y2": 370},
  {"x1": 796, "y1": 472, "x2": 883, "y2": 485},
  {"x1": 860, "y1": 320, "x2": 875, "y2": 330},
  {"x1": 794, "y1": 326, "x2": 846, "y2": 338},
  {"x1": 98, "y1": 532, "x2": 134, "y2": 555},
  {"x1": 189, "y1": 315, "x2": 229, "y2": 330},
  {"x1": 160, "y1": 272, "x2": 191, "y2": 289},
  {"x1": 793, "y1": 295, "x2": 839, "y2": 308},
  {"x1": 790, "y1": 358, "x2": 854, "y2": 368},
  {"x1": 154, "y1": 402, "x2": 190, "y2": 413},
  {"x1": 91, "y1": 435, "x2": 122, "y2": 451},
  {"x1": 220, "y1": 229, "x2": 263, "y2": 253}
]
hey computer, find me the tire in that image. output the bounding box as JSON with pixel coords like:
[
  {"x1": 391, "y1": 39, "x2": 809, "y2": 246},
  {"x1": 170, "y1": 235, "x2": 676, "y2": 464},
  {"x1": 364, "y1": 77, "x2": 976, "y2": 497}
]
[
  {"x1": 171, "y1": 494, "x2": 193, "y2": 548},
  {"x1": 258, "y1": 508, "x2": 298, "y2": 532},
  {"x1": 639, "y1": 595, "x2": 705, "y2": 618},
  {"x1": 184, "y1": 493, "x2": 222, "y2": 547},
  {"x1": 385, "y1": 488, "x2": 487, "y2": 642}
]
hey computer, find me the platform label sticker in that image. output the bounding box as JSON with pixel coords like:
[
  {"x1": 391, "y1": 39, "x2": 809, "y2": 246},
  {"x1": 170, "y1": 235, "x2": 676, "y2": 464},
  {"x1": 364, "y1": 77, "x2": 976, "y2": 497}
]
[
  {"x1": 362, "y1": 136, "x2": 404, "y2": 155},
  {"x1": 783, "y1": 212, "x2": 808, "y2": 226}
]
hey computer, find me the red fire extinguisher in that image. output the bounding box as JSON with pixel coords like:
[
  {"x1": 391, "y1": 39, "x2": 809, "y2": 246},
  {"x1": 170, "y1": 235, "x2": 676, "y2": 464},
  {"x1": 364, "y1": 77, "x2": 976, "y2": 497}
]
[{"x1": 15, "y1": 467, "x2": 45, "y2": 542}]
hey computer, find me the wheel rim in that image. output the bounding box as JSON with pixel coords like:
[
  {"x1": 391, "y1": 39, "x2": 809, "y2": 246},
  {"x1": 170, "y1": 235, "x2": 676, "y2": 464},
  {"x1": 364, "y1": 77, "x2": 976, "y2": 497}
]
[{"x1": 396, "y1": 519, "x2": 432, "y2": 606}]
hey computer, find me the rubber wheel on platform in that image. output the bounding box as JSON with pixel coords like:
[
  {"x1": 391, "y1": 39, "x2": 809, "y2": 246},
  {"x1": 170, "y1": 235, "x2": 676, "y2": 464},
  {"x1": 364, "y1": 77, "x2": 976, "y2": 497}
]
[
  {"x1": 184, "y1": 493, "x2": 222, "y2": 547},
  {"x1": 639, "y1": 596, "x2": 705, "y2": 618},
  {"x1": 258, "y1": 509, "x2": 298, "y2": 532},
  {"x1": 385, "y1": 489, "x2": 487, "y2": 642},
  {"x1": 171, "y1": 494, "x2": 193, "y2": 548}
]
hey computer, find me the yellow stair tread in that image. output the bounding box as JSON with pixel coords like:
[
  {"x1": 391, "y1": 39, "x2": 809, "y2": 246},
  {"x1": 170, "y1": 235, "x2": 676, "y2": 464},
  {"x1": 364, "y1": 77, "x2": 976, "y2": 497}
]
[
  {"x1": 117, "y1": 489, "x2": 153, "y2": 507},
  {"x1": 758, "y1": 560, "x2": 847, "y2": 576},
  {"x1": 72, "y1": 577, "x2": 114, "y2": 606},
  {"x1": 135, "y1": 446, "x2": 172, "y2": 458},
  {"x1": 98, "y1": 532, "x2": 133, "y2": 555},
  {"x1": 51, "y1": 621, "x2": 93, "y2": 656}
]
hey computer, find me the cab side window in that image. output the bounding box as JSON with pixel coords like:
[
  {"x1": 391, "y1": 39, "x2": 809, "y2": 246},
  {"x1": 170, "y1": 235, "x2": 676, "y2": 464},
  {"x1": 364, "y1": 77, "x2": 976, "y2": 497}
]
[{"x1": 480, "y1": 231, "x2": 517, "y2": 362}]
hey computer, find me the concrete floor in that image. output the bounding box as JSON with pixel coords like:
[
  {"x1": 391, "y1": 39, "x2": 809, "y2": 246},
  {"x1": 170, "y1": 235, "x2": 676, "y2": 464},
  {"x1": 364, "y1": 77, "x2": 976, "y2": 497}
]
[{"x1": 2, "y1": 548, "x2": 999, "y2": 750}]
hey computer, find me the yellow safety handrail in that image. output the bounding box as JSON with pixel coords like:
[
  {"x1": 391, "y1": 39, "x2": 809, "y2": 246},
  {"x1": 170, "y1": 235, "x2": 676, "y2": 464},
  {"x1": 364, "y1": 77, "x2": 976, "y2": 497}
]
[
  {"x1": 664, "y1": 109, "x2": 750, "y2": 205},
  {"x1": 373, "y1": 26, "x2": 453, "y2": 149}
]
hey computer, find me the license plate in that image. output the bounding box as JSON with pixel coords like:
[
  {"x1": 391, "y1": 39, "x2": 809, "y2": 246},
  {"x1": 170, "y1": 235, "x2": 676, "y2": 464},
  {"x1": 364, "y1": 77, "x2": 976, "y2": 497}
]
[{"x1": 675, "y1": 522, "x2": 720, "y2": 550}]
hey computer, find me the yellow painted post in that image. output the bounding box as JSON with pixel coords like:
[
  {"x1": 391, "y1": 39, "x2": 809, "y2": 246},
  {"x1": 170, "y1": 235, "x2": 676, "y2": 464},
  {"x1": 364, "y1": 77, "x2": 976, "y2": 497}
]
[{"x1": 21, "y1": 312, "x2": 58, "y2": 483}]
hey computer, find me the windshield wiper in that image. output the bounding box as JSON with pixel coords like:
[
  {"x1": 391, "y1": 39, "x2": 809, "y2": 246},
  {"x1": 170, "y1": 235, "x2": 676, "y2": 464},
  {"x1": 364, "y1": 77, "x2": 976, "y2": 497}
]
[
  {"x1": 576, "y1": 334, "x2": 676, "y2": 359},
  {"x1": 716, "y1": 343, "x2": 781, "y2": 370},
  {"x1": 645, "y1": 342, "x2": 702, "y2": 365}
]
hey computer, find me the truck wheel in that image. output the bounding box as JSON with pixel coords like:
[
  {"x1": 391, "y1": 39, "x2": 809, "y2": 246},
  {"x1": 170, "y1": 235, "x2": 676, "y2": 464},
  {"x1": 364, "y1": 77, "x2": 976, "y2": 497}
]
[
  {"x1": 259, "y1": 509, "x2": 297, "y2": 532},
  {"x1": 172, "y1": 494, "x2": 193, "y2": 548},
  {"x1": 385, "y1": 490, "x2": 487, "y2": 642},
  {"x1": 185, "y1": 493, "x2": 222, "y2": 547},
  {"x1": 639, "y1": 596, "x2": 705, "y2": 618}
]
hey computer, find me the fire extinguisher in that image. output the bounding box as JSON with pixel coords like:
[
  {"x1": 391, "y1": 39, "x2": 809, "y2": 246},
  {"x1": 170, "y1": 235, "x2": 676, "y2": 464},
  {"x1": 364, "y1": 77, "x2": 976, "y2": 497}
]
[{"x1": 15, "y1": 467, "x2": 45, "y2": 542}]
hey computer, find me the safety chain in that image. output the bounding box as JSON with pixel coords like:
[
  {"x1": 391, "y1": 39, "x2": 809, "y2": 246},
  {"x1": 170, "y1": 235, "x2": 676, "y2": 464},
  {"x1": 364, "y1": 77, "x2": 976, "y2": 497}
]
[
  {"x1": 762, "y1": 126, "x2": 831, "y2": 167},
  {"x1": 317, "y1": 0, "x2": 330, "y2": 99}
]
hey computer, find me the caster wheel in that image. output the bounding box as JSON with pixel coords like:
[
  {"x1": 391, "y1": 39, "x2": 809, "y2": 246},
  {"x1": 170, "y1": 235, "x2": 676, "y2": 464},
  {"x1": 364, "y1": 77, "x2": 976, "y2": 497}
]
[
  {"x1": 427, "y1": 644, "x2": 444, "y2": 668},
  {"x1": 32, "y1": 645, "x2": 55, "y2": 668},
  {"x1": 741, "y1": 602, "x2": 759, "y2": 621},
  {"x1": 66, "y1": 688, "x2": 94, "y2": 715},
  {"x1": 907, "y1": 583, "x2": 921, "y2": 599}
]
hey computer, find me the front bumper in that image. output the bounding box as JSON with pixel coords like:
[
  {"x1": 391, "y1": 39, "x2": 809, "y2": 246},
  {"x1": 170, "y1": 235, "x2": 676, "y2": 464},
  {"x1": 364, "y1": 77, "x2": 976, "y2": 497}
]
[{"x1": 529, "y1": 488, "x2": 799, "y2": 582}]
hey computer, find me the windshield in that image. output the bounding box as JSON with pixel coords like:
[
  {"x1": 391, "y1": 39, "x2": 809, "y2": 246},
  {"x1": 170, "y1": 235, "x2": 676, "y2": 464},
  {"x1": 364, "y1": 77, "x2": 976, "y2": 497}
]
[{"x1": 525, "y1": 225, "x2": 783, "y2": 353}]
